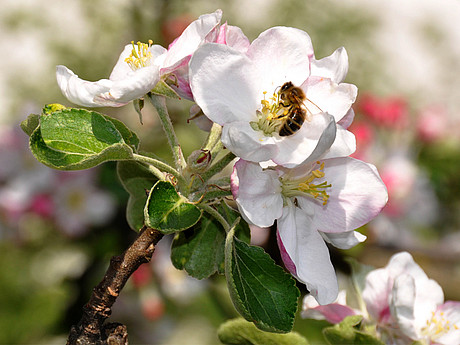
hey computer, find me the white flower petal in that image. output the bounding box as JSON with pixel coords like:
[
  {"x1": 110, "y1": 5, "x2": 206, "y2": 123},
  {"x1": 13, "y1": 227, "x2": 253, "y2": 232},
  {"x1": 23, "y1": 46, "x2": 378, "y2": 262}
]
[
  {"x1": 391, "y1": 274, "x2": 419, "y2": 339},
  {"x1": 304, "y1": 76, "x2": 358, "y2": 123},
  {"x1": 320, "y1": 230, "x2": 366, "y2": 250},
  {"x1": 273, "y1": 113, "x2": 336, "y2": 168},
  {"x1": 278, "y1": 205, "x2": 338, "y2": 305},
  {"x1": 190, "y1": 43, "x2": 260, "y2": 125},
  {"x1": 311, "y1": 46, "x2": 349, "y2": 83},
  {"x1": 337, "y1": 108, "x2": 355, "y2": 129},
  {"x1": 310, "y1": 157, "x2": 388, "y2": 233},
  {"x1": 233, "y1": 159, "x2": 283, "y2": 227},
  {"x1": 321, "y1": 124, "x2": 356, "y2": 160},
  {"x1": 56, "y1": 65, "x2": 115, "y2": 107},
  {"x1": 248, "y1": 26, "x2": 313, "y2": 92},
  {"x1": 222, "y1": 121, "x2": 279, "y2": 163},
  {"x1": 94, "y1": 65, "x2": 159, "y2": 105}
]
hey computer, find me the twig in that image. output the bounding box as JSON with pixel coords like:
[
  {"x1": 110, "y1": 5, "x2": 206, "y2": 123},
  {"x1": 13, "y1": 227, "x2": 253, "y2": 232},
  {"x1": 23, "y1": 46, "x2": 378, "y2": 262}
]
[{"x1": 66, "y1": 226, "x2": 163, "y2": 345}]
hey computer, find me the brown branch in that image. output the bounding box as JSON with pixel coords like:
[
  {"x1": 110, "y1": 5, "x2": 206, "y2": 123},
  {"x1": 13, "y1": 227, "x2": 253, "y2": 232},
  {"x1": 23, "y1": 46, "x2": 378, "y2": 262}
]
[{"x1": 67, "y1": 226, "x2": 164, "y2": 345}]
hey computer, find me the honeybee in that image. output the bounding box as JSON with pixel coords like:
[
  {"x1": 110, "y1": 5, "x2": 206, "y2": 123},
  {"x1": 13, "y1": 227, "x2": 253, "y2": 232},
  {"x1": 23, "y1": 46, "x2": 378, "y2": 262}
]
[{"x1": 277, "y1": 81, "x2": 309, "y2": 137}]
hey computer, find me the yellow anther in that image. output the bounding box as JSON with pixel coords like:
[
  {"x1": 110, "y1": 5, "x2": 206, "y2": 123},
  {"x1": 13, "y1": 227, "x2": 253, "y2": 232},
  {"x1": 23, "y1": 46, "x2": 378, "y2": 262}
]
[
  {"x1": 124, "y1": 40, "x2": 154, "y2": 71},
  {"x1": 312, "y1": 169, "x2": 325, "y2": 178},
  {"x1": 282, "y1": 161, "x2": 331, "y2": 205}
]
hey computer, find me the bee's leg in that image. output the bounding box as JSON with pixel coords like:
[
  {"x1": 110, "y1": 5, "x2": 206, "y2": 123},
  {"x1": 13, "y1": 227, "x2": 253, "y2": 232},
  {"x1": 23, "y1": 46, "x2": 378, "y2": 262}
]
[{"x1": 271, "y1": 105, "x2": 291, "y2": 120}]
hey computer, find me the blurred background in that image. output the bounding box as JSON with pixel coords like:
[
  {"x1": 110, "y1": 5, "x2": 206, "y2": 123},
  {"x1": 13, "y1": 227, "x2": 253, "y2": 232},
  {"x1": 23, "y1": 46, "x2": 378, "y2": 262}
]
[{"x1": 1, "y1": 0, "x2": 459, "y2": 343}]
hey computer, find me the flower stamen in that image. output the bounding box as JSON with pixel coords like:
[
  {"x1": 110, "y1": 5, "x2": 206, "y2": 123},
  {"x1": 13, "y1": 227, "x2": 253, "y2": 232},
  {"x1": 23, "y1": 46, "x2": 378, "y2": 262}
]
[
  {"x1": 125, "y1": 40, "x2": 154, "y2": 71},
  {"x1": 421, "y1": 310, "x2": 459, "y2": 341},
  {"x1": 252, "y1": 89, "x2": 287, "y2": 135},
  {"x1": 282, "y1": 161, "x2": 331, "y2": 205}
]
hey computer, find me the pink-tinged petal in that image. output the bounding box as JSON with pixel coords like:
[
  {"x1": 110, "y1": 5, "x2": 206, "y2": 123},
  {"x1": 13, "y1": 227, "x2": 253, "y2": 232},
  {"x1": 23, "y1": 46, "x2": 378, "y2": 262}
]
[
  {"x1": 94, "y1": 65, "x2": 159, "y2": 105},
  {"x1": 321, "y1": 124, "x2": 356, "y2": 160},
  {"x1": 320, "y1": 230, "x2": 366, "y2": 250},
  {"x1": 162, "y1": 59, "x2": 194, "y2": 100},
  {"x1": 224, "y1": 25, "x2": 250, "y2": 52},
  {"x1": 276, "y1": 228, "x2": 297, "y2": 275},
  {"x1": 302, "y1": 293, "x2": 357, "y2": 323},
  {"x1": 278, "y1": 204, "x2": 338, "y2": 305},
  {"x1": 222, "y1": 121, "x2": 278, "y2": 163},
  {"x1": 190, "y1": 43, "x2": 260, "y2": 125},
  {"x1": 273, "y1": 113, "x2": 336, "y2": 168},
  {"x1": 309, "y1": 157, "x2": 388, "y2": 233},
  {"x1": 362, "y1": 265, "x2": 392, "y2": 322},
  {"x1": 311, "y1": 47, "x2": 349, "y2": 83},
  {"x1": 304, "y1": 76, "x2": 358, "y2": 123},
  {"x1": 337, "y1": 108, "x2": 355, "y2": 130},
  {"x1": 233, "y1": 159, "x2": 283, "y2": 227},
  {"x1": 247, "y1": 26, "x2": 313, "y2": 92},
  {"x1": 188, "y1": 104, "x2": 213, "y2": 132},
  {"x1": 230, "y1": 163, "x2": 240, "y2": 199},
  {"x1": 435, "y1": 302, "x2": 460, "y2": 345},
  {"x1": 162, "y1": 9, "x2": 222, "y2": 69},
  {"x1": 56, "y1": 65, "x2": 115, "y2": 107}
]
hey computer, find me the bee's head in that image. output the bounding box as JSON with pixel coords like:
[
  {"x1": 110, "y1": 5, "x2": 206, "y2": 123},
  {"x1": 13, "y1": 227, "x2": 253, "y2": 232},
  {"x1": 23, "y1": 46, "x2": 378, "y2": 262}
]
[{"x1": 280, "y1": 81, "x2": 293, "y2": 92}]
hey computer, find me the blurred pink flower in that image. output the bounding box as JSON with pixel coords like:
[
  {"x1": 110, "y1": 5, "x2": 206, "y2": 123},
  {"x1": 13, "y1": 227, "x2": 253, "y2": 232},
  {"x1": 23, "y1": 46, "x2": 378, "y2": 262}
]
[
  {"x1": 416, "y1": 105, "x2": 449, "y2": 143},
  {"x1": 358, "y1": 93, "x2": 409, "y2": 129},
  {"x1": 53, "y1": 171, "x2": 116, "y2": 237},
  {"x1": 348, "y1": 121, "x2": 375, "y2": 160}
]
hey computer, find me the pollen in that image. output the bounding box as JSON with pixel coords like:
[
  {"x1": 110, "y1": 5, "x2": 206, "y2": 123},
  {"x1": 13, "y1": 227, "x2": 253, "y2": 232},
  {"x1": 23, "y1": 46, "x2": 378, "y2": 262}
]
[
  {"x1": 281, "y1": 161, "x2": 331, "y2": 205},
  {"x1": 254, "y1": 88, "x2": 286, "y2": 135},
  {"x1": 124, "y1": 40, "x2": 154, "y2": 71}
]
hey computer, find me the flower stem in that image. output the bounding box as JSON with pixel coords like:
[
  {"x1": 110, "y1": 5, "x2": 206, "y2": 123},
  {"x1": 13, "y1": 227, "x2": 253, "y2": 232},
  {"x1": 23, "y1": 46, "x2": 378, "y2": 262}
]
[
  {"x1": 199, "y1": 204, "x2": 230, "y2": 232},
  {"x1": 200, "y1": 151, "x2": 236, "y2": 185},
  {"x1": 147, "y1": 93, "x2": 186, "y2": 172}
]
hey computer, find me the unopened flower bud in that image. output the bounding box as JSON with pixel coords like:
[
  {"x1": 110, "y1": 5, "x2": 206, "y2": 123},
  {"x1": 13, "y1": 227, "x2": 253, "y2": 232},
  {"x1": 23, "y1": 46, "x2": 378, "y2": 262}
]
[{"x1": 187, "y1": 149, "x2": 211, "y2": 172}]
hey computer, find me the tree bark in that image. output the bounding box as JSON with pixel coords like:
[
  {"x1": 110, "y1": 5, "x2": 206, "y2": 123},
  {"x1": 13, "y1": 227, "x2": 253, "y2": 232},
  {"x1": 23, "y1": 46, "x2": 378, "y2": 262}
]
[{"x1": 67, "y1": 226, "x2": 163, "y2": 345}]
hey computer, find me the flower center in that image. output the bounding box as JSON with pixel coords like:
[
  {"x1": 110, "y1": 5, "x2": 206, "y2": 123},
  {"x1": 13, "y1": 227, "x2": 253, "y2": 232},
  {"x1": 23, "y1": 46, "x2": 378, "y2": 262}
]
[
  {"x1": 125, "y1": 40, "x2": 154, "y2": 71},
  {"x1": 421, "y1": 311, "x2": 459, "y2": 342},
  {"x1": 281, "y1": 161, "x2": 331, "y2": 206},
  {"x1": 250, "y1": 90, "x2": 287, "y2": 136}
]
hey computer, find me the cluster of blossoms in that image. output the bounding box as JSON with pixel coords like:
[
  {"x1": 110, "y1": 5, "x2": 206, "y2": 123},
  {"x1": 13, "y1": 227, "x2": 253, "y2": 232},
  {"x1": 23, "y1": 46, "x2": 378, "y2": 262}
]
[
  {"x1": 302, "y1": 252, "x2": 460, "y2": 345},
  {"x1": 56, "y1": 10, "x2": 388, "y2": 305}
]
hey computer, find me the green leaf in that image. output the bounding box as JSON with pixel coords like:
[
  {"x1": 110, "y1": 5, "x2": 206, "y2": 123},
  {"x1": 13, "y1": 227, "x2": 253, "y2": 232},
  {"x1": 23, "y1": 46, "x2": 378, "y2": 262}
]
[
  {"x1": 151, "y1": 79, "x2": 181, "y2": 99},
  {"x1": 28, "y1": 108, "x2": 139, "y2": 170},
  {"x1": 20, "y1": 114, "x2": 40, "y2": 136},
  {"x1": 171, "y1": 202, "x2": 250, "y2": 279},
  {"x1": 117, "y1": 161, "x2": 158, "y2": 231},
  {"x1": 218, "y1": 318, "x2": 309, "y2": 345},
  {"x1": 225, "y1": 224, "x2": 300, "y2": 333},
  {"x1": 144, "y1": 181, "x2": 202, "y2": 234},
  {"x1": 323, "y1": 315, "x2": 385, "y2": 345},
  {"x1": 171, "y1": 202, "x2": 250, "y2": 278}
]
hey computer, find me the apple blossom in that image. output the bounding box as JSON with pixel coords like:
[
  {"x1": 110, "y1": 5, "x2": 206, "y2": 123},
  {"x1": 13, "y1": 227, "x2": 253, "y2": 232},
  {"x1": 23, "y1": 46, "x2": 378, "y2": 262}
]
[
  {"x1": 302, "y1": 252, "x2": 460, "y2": 345},
  {"x1": 190, "y1": 26, "x2": 357, "y2": 167},
  {"x1": 231, "y1": 157, "x2": 388, "y2": 304},
  {"x1": 153, "y1": 9, "x2": 226, "y2": 100},
  {"x1": 57, "y1": 40, "x2": 162, "y2": 107}
]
